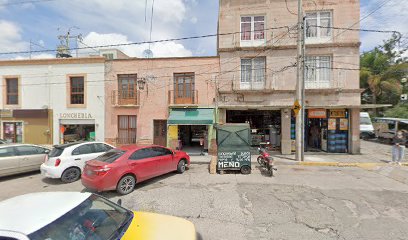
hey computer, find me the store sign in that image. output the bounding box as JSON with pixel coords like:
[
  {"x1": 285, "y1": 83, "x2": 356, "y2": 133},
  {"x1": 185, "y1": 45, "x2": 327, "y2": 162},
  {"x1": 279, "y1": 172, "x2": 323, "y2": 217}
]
[
  {"x1": 59, "y1": 113, "x2": 93, "y2": 119},
  {"x1": 308, "y1": 109, "x2": 327, "y2": 119},
  {"x1": 330, "y1": 109, "x2": 346, "y2": 118},
  {"x1": 0, "y1": 109, "x2": 13, "y2": 118},
  {"x1": 340, "y1": 119, "x2": 348, "y2": 131}
]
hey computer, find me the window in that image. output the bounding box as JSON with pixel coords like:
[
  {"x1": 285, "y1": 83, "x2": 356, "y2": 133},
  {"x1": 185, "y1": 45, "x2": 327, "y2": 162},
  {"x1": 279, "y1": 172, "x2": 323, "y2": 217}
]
[
  {"x1": 72, "y1": 144, "x2": 94, "y2": 155},
  {"x1": 305, "y1": 56, "x2": 331, "y2": 89},
  {"x1": 174, "y1": 73, "x2": 195, "y2": 104},
  {"x1": 3, "y1": 122, "x2": 23, "y2": 143},
  {"x1": 240, "y1": 57, "x2": 266, "y2": 89},
  {"x1": 6, "y1": 78, "x2": 18, "y2": 105},
  {"x1": 305, "y1": 11, "x2": 332, "y2": 40},
  {"x1": 94, "y1": 143, "x2": 113, "y2": 153},
  {"x1": 240, "y1": 16, "x2": 265, "y2": 43},
  {"x1": 102, "y1": 53, "x2": 114, "y2": 60},
  {"x1": 49, "y1": 148, "x2": 64, "y2": 158},
  {"x1": 16, "y1": 146, "x2": 46, "y2": 155},
  {"x1": 70, "y1": 76, "x2": 85, "y2": 105},
  {"x1": 95, "y1": 149, "x2": 126, "y2": 163},
  {"x1": 118, "y1": 115, "x2": 137, "y2": 144},
  {"x1": 118, "y1": 74, "x2": 137, "y2": 103},
  {"x1": 152, "y1": 147, "x2": 172, "y2": 157},
  {"x1": 0, "y1": 147, "x2": 15, "y2": 157},
  {"x1": 129, "y1": 148, "x2": 154, "y2": 160}
]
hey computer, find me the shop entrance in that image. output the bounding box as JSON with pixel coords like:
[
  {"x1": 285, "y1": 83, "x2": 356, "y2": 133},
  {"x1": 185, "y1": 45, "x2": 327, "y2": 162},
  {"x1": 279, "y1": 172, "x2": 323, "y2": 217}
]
[
  {"x1": 2, "y1": 122, "x2": 23, "y2": 143},
  {"x1": 226, "y1": 110, "x2": 281, "y2": 148},
  {"x1": 178, "y1": 125, "x2": 207, "y2": 155},
  {"x1": 60, "y1": 124, "x2": 95, "y2": 143}
]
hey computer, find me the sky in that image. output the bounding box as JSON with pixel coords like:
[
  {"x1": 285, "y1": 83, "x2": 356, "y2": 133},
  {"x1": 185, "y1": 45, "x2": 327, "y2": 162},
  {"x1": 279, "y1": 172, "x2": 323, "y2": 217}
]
[{"x1": 0, "y1": 0, "x2": 406, "y2": 59}]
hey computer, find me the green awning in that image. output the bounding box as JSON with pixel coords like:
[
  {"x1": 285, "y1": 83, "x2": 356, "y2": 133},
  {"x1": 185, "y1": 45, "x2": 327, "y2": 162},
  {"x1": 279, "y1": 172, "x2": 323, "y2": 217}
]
[{"x1": 168, "y1": 108, "x2": 214, "y2": 125}]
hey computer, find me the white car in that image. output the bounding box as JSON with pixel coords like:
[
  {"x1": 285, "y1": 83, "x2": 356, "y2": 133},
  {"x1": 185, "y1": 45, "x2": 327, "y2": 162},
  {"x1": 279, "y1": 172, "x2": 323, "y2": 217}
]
[{"x1": 40, "y1": 142, "x2": 114, "y2": 183}]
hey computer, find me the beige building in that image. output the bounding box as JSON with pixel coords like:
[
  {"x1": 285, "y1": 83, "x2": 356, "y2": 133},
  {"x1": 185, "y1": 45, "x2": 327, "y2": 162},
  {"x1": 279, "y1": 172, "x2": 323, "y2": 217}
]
[
  {"x1": 217, "y1": 0, "x2": 361, "y2": 154},
  {"x1": 104, "y1": 55, "x2": 219, "y2": 154}
]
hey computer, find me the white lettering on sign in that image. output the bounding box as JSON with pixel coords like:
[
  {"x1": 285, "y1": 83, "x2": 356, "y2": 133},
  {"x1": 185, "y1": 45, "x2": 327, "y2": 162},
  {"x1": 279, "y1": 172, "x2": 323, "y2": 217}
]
[
  {"x1": 218, "y1": 162, "x2": 240, "y2": 168},
  {"x1": 59, "y1": 113, "x2": 93, "y2": 119}
]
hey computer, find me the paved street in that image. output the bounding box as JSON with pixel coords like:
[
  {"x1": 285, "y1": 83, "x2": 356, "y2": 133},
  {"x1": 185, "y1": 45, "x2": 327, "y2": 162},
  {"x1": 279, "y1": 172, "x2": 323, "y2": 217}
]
[{"x1": 2, "y1": 145, "x2": 408, "y2": 240}]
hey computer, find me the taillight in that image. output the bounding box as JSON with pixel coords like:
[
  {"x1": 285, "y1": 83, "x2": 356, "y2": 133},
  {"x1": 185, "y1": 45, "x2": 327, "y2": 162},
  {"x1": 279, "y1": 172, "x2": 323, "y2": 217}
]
[
  {"x1": 55, "y1": 159, "x2": 61, "y2": 167},
  {"x1": 94, "y1": 167, "x2": 111, "y2": 176}
]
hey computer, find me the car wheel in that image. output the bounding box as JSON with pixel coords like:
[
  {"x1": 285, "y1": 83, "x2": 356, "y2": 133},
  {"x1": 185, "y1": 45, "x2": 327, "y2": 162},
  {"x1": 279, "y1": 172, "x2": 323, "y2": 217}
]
[
  {"x1": 240, "y1": 165, "x2": 251, "y2": 175},
  {"x1": 177, "y1": 159, "x2": 187, "y2": 173},
  {"x1": 61, "y1": 167, "x2": 81, "y2": 183},
  {"x1": 117, "y1": 175, "x2": 136, "y2": 195}
]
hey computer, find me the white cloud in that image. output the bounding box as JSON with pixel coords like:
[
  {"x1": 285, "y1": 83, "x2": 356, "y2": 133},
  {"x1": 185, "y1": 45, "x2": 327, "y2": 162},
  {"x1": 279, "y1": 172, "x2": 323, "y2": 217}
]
[
  {"x1": 360, "y1": 0, "x2": 408, "y2": 51},
  {"x1": 0, "y1": 20, "x2": 27, "y2": 53},
  {"x1": 80, "y1": 32, "x2": 192, "y2": 58},
  {"x1": 13, "y1": 53, "x2": 55, "y2": 60},
  {"x1": 190, "y1": 17, "x2": 198, "y2": 24}
]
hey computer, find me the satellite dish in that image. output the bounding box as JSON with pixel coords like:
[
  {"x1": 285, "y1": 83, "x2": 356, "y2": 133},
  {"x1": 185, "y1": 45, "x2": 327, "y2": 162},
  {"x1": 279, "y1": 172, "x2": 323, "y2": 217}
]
[{"x1": 142, "y1": 49, "x2": 153, "y2": 58}]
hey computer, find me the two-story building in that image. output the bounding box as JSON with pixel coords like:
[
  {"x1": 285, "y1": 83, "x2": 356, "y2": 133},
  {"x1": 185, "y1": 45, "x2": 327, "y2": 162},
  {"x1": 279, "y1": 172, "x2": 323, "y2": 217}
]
[
  {"x1": 217, "y1": 0, "x2": 361, "y2": 154},
  {"x1": 104, "y1": 55, "x2": 220, "y2": 154},
  {"x1": 0, "y1": 57, "x2": 106, "y2": 145}
]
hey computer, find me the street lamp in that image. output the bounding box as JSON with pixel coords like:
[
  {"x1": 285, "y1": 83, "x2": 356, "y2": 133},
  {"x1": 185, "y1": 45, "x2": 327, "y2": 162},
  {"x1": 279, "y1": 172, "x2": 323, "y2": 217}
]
[{"x1": 137, "y1": 78, "x2": 146, "y2": 90}]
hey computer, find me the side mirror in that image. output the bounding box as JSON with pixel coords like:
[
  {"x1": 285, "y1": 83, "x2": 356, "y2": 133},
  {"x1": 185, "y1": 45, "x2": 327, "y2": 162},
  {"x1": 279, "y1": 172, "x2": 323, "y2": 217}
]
[
  {"x1": 44, "y1": 149, "x2": 50, "y2": 154},
  {"x1": 117, "y1": 199, "x2": 122, "y2": 206}
]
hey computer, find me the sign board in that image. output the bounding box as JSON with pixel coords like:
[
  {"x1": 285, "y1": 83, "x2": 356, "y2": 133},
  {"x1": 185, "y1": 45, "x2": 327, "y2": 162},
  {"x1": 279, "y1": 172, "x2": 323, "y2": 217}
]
[
  {"x1": 217, "y1": 151, "x2": 251, "y2": 169},
  {"x1": 329, "y1": 109, "x2": 346, "y2": 118},
  {"x1": 292, "y1": 100, "x2": 301, "y2": 116},
  {"x1": 59, "y1": 113, "x2": 93, "y2": 119},
  {"x1": 0, "y1": 109, "x2": 13, "y2": 118},
  {"x1": 340, "y1": 118, "x2": 348, "y2": 130},
  {"x1": 328, "y1": 118, "x2": 336, "y2": 130},
  {"x1": 308, "y1": 109, "x2": 327, "y2": 119}
]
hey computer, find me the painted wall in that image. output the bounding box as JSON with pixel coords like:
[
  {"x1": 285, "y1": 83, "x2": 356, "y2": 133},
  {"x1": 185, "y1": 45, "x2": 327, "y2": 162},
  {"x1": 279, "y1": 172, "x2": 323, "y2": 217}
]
[
  {"x1": 0, "y1": 58, "x2": 106, "y2": 144},
  {"x1": 105, "y1": 57, "x2": 219, "y2": 146}
]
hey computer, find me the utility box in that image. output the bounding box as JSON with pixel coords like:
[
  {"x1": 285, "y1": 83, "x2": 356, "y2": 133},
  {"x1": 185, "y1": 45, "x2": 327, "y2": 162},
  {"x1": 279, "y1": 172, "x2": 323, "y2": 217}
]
[{"x1": 216, "y1": 123, "x2": 251, "y2": 174}]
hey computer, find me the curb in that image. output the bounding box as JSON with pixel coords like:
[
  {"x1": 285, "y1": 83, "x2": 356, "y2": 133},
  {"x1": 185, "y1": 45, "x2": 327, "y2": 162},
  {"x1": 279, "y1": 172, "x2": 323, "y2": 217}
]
[{"x1": 297, "y1": 162, "x2": 408, "y2": 167}]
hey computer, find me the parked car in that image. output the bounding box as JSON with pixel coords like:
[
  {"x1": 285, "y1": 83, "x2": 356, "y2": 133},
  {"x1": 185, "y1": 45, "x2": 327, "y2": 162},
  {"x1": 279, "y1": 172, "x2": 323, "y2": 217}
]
[
  {"x1": 0, "y1": 192, "x2": 197, "y2": 240},
  {"x1": 373, "y1": 117, "x2": 408, "y2": 144},
  {"x1": 360, "y1": 112, "x2": 375, "y2": 139},
  {"x1": 40, "y1": 141, "x2": 114, "y2": 183},
  {"x1": 0, "y1": 144, "x2": 50, "y2": 178},
  {"x1": 0, "y1": 139, "x2": 7, "y2": 144},
  {"x1": 82, "y1": 145, "x2": 190, "y2": 195}
]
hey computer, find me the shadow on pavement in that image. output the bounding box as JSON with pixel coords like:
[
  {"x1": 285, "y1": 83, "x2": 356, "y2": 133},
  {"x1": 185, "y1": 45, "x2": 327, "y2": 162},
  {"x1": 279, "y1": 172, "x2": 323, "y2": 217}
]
[{"x1": 0, "y1": 170, "x2": 40, "y2": 183}]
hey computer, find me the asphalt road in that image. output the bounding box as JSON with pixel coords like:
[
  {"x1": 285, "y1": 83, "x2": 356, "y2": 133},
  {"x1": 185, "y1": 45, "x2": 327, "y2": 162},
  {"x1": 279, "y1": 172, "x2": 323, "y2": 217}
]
[{"x1": 1, "y1": 162, "x2": 408, "y2": 240}]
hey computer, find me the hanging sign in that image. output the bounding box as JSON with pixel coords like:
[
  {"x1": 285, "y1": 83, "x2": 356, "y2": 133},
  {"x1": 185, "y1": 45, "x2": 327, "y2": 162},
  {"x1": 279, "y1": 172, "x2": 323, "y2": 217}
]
[
  {"x1": 340, "y1": 118, "x2": 348, "y2": 131},
  {"x1": 328, "y1": 118, "x2": 337, "y2": 130},
  {"x1": 308, "y1": 109, "x2": 327, "y2": 119},
  {"x1": 292, "y1": 100, "x2": 301, "y2": 117},
  {"x1": 329, "y1": 109, "x2": 346, "y2": 118}
]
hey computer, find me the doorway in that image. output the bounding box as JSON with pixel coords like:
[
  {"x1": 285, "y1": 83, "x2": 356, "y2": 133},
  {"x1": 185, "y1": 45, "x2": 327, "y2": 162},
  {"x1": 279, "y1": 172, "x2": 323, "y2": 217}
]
[
  {"x1": 153, "y1": 120, "x2": 167, "y2": 147},
  {"x1": 174, "y1": 73, "x2": 194, "y2": 104},
  {"x1": 178, "y1": 125, "x2": 207, "y2": 155},
  {"x1": 3, "y1": 122, "x2": 23, "y2": 143}
]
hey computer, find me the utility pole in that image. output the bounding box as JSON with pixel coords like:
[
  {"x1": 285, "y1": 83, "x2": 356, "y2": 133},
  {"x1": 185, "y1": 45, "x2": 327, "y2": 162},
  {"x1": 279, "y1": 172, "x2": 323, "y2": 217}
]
[{"x1": 295, "y1": 0, "x2": 305, "y2": 161}]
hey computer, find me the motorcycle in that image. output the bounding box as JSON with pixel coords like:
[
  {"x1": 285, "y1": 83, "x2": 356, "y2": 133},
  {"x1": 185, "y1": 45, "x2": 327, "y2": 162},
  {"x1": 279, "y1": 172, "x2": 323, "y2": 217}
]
[{"x1": 257, "y1": 145, "x2": 277, "y2": 177}]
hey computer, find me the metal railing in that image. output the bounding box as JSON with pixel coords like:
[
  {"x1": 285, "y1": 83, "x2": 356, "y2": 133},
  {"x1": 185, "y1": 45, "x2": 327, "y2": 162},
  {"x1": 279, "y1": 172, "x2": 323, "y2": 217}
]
[
  {"x1": 115, "y1": 137, "x2": 137, "y2": 145},
  {"x1": 168, "y1": 90, "x2": 198, "y2": 105},
  {"x1": 111, "y1": 90, "x2": 139, "y2": 106}
]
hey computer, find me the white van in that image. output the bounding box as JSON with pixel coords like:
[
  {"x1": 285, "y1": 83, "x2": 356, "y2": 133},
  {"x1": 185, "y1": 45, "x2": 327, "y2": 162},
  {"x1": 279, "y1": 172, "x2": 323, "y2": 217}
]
[{"x1": 360, "y1": 112, "x2": 375, "y2": 139}]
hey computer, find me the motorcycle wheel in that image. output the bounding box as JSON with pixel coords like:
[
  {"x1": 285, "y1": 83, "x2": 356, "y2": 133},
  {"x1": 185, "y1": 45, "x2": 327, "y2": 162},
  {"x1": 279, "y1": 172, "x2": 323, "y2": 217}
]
[
  {"x1": 267, "y1": 167, "x2": 274, "y2": 177},
  {"x1": 257, "y1": 156, "x2": 265, "y2": 166}
]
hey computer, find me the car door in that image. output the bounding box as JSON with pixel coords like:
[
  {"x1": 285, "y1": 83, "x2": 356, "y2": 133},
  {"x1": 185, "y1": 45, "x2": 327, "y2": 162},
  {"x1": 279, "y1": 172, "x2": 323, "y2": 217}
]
[
  {"x1": 0, "y1": 147, "x2": 20, "y2": 177},
  {"x1": 128, "y1": 148, "x2": 159, "y2": 182},
  {"x1": 71, "y1": 144, "x2": 96, "y2": 169},
  {"x1": 153, "y1": 147, "x2": 175, "y2": 174},
  {"x1": 15, "y1": 145, "x2": 48, "y2": 172}
]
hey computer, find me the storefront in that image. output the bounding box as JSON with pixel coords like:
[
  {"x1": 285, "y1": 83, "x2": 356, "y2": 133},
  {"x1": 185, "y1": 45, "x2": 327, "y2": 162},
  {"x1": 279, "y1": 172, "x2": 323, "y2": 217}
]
[
  {"x1": 226, "y1": 110, "x2": 281, "y2": 148},
  {"x1": 0, "y1": 109, "x2": 52, "y2": 144},
  {"x1": 167, "y1": 108, "x2": 216, "y2": 155},
  {"x1": 305, "y1": 109, "x2": 349, "y2": 153},
  {"x1": 56, "y1": 112, "x2": 102, "y2": 144}
]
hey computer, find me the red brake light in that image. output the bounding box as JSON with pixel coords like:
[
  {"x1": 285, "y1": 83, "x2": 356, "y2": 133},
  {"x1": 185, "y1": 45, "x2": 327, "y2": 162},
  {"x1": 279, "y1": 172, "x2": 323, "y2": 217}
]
[
  {"x1": 55, "y1": 159, "x2": 61, "y2": 167},
  {"x1": 94, "y1": 167, "x2": 111, "y2": 176}
]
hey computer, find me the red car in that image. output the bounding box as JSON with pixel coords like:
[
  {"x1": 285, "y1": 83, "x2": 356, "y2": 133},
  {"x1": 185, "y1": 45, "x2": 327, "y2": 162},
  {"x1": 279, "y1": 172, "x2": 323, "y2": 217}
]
[{"x1": 81, "y1": 145, "x2": 190, "y2": 195}]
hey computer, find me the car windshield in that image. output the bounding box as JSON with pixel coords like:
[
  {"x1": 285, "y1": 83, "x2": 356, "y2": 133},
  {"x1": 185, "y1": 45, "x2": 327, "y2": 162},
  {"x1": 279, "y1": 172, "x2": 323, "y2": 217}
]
[
  {"x1": 48, "y1": 148, "x2": 64, "y2": 158},
  {"x1": 360, "y1": 117, "x2": 372, "y2": 125},
  {"x1": 96, "y1": 149, "x2": 126, "y2": 163},
  {"x1": 28, "y1": 195, "x2": 133, "y2": 240}
]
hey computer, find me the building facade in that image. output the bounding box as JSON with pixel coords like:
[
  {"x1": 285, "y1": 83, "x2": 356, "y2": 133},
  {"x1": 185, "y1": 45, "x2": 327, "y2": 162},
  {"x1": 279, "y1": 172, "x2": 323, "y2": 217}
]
[
  {"x1": 0, "y1": 57, "x2": 106, "y2": 145},
  {"x1": 217, "y1": 0, "x2": 361, "y2": 154},
  {"x1": 104, "y1": 56, "x2": 219, "y2": 154}
]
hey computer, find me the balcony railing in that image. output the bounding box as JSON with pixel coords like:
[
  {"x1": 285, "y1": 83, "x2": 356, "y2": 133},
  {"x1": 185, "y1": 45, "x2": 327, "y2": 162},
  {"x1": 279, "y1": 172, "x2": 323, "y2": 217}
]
[
  {"x1": 111, "y1": 90, "x2": 139, "y2": 106},
  {"x1": 115, "y1": 137, "x2": 137, "y2": 145},
  {"x1": 168, "y1": 90, "x2": 198, "y2": 105}
]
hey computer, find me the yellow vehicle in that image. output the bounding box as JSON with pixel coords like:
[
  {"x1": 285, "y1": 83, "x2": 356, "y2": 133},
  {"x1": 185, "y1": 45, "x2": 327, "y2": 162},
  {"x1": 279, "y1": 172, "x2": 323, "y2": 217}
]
[{"x1": 0, "y1": 192, "x2": 197, "y2": 240}]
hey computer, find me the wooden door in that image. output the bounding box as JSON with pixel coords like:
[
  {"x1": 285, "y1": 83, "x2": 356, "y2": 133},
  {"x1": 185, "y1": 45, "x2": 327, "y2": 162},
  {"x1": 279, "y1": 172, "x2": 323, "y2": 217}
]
[
  {"x1": 118, "y1": 75, "x2": 137, "y2": 105},
  {"x1": 174, "y1": 73, "x2": 194, "y2": 104},
  {"x1": 153, "y1": 120, "x2": 167, "y2": 147}
]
